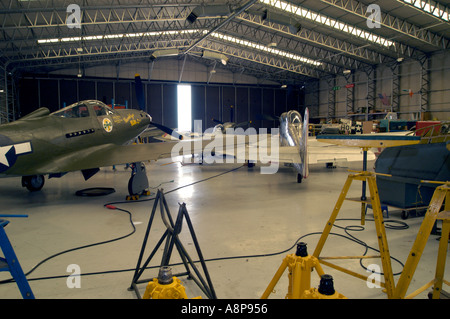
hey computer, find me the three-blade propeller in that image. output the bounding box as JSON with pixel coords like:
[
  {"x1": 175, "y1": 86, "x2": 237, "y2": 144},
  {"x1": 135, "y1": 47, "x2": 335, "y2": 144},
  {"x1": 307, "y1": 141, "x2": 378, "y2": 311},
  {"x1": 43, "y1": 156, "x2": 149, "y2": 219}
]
[
  {"x1": 212, "y1": 105, "x2": 252, "y2": 129},
  {"x1": 134, "y1": 74, "x2": 183, "y2": 140}
]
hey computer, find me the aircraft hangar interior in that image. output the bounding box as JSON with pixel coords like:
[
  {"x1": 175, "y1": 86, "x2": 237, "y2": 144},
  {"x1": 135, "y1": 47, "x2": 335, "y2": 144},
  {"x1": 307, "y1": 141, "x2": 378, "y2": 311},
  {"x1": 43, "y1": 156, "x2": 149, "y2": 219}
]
[{"x1": 0, "y1": 0, "x2": 449, "y2": 304}]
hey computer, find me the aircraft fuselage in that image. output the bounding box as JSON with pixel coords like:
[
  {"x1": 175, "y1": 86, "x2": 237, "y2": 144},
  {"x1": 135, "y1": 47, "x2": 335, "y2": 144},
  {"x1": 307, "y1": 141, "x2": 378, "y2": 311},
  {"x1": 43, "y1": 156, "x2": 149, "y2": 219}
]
[{"x1": 0, "y1": 100, "x2": 150, "y2": 177}]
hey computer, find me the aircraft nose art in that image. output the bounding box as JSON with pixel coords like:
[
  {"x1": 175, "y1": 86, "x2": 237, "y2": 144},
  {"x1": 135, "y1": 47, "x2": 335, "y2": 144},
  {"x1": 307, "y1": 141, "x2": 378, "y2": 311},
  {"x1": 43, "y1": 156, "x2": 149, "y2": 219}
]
[{"x1": 0, "y1": 135, "x2": 32, "y2": 173}]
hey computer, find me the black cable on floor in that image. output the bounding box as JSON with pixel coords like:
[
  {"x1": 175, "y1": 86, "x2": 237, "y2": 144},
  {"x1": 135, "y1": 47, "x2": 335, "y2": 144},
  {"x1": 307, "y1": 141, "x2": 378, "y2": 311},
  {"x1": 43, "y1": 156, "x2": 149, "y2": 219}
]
[
  {"x1": 327, "y1": 218, "x2": 408, "y2": 276},
  {"x1": 0, "y1": 164, "x2": 410, "y2": 285},
  {"x1": 22, "y1": 222, "x2": 409, "y2": 283},
  {"x1": 18, "y1": 218, "x2": 409, "y2": 283},
  {"x1": 0, "y1": 206, "x2": 136, "y2": 285},
  {"x1": 0, "y1": 164, "x2": 245, "y2": 285}
]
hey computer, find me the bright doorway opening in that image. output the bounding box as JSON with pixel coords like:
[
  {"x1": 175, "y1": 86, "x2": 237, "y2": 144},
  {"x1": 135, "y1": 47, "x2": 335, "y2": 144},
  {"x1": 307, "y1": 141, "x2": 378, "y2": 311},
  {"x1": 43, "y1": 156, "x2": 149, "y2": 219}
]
[{"x1": 177, "y1": 84, "x2": 192, "y2": 132}]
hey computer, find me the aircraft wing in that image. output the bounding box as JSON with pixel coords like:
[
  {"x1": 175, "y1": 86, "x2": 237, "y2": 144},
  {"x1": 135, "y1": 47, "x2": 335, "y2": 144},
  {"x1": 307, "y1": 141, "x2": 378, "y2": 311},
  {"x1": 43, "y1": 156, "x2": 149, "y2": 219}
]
[
  {"x1": 28, "y1": 138, "x2": 222, "y2": 175},
  {"x1": 222, "y1": 133, "x2": 302, "y2": 164},
  {"x1": 139, "y1": 126, "x2": 165, "y2": 139},
  {"x1": 307, "y1": 137, "x2": 374, "y2": 164},
  {"x1": 309, "y1": 134, "x2": 421, "y2": 164},
  {"x1": 316, "y1": 134, "x2": 421, "y2": 148},
  {"x1": 258, "y1": 138, "x2": 370, "y2": 165},
  {"x1": 220, "y1": 133, "x2": 372, "y2": 165},
  {"x1": 264, "y1": 146, "x2": 301, "y2": 163}
]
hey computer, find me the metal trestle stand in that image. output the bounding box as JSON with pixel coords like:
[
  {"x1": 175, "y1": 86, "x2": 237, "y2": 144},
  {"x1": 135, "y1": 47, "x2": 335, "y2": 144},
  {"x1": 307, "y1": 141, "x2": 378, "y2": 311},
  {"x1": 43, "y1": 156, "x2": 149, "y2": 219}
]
[
  {"x1": 312, "y1": 169, "x2": 397, "y2": 298},
  {"x1": 128, "y1": 189, "x2": 216, "y2": 299},
  {"x1": 394, "y1": 181, "x2": 450, "y2": 299},
  {"x1": 0, "y1": 215, "x2": 34, "y2": 299},
  {"x1": 261, "y1": 242, "x2": 346, "y2": 299}
]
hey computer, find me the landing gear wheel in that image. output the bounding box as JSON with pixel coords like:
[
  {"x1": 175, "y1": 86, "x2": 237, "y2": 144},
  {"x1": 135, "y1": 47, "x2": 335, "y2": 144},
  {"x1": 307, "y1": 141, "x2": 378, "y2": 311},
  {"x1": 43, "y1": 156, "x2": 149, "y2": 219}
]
[
  {"x1": 401, "y1": 210, "x2": 409, "y2": 220},
  {"x1": 246, "y1": 160, "x2": 255, "y2": 168},
  {"x1": 127, "y1": 162, "x2": 149, "y2": 200},
  {"x1": 326, "y1": 162, "x2": 336, "y2": 169},
  {"x1": 22, "y1": 175, "x2": 45, "y2": 191},
  {"x1": 297, "y1": 173, "x2": 302, "y2": 183}
]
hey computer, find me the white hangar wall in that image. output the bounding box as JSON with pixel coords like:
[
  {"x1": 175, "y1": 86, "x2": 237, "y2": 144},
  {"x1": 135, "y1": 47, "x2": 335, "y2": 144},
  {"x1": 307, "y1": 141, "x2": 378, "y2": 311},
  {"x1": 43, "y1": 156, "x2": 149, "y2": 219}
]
[
  {"x1": 49, "y1": 58, "x2": 279, "y2": 86},
  {"x1": 306, "y1": 51, "x2": 450, "y2": 122}
]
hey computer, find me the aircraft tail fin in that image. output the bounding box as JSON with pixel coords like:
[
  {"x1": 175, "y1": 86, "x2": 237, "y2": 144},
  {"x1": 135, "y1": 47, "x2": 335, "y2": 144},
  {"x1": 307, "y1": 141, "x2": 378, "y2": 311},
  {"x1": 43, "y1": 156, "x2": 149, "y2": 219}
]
[
  {"x1": 134, "y1": 73, "x2": 183, "y2": 140},
  {"x1": 300, "y1": 108, "x2": 309, "y2": 178},
  {"x1": 134, "y1": 74, "x2": 146, "y2": 111}
]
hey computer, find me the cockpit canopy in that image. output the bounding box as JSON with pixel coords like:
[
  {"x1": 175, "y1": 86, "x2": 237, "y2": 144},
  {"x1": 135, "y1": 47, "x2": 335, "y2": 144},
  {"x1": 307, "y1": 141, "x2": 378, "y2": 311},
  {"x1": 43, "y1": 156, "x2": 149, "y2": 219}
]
[
  {"x1": 213, "y1": 124, "x2": 225, "y2": 133},
  {"x1": 51, "y1": 100, "x2": 113, "y2": 118},
  {"x1": 280, "y1": 110, "x2": 302, "y2": 129},
  {"x1": 288, "y1": 110, "x2": 302, "y2": 126}
]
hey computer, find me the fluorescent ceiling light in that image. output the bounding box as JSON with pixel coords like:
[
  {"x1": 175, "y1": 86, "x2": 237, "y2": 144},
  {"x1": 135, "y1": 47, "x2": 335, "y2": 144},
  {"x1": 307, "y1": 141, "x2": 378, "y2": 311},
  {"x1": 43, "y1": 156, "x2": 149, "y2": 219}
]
[
  {"x1": 37, "y1": 29, "x2": 319, "y2": 66},
  {"x1": 202, "y1": 50, "x2": 229, "y2": 65},
  {"x1": 210, "y1": 32, "x2": 321, "y2": 66},
  {"x1": 37, "y1": 30, "x2": 199, "y2": 44},
  {"x1": 259, "y1": 0, "x2": 395, "y2": 47},
  {"x1": 152, "y1": 48, "x2": 180, "y2": 58},
  {"x1": 401, "y1": 0, "x2": 448, "y2": 21},
  {"x1": 187, "y1": 5, "x2": 232, "y2": 23}
]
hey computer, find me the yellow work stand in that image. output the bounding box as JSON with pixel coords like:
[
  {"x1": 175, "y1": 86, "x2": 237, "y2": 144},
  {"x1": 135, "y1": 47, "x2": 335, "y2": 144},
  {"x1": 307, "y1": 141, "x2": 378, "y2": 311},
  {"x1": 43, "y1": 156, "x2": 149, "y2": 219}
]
[
  {"x1": 291, "y1": 135, "x2": 449, "y2": 299},
  {"x1": 310, "y1": 162, "x2": 449, "y2": 299},
  {"x1": 311, "y1": 134, "x2": 422, "y2": 299},
  {"x1": 261, "y1": 242, "x2": 346, "y2": 299},
  {"x1": 312, "y1": 169, "x2": 397, "y2": 298},
  {"x1": 393, "y1": 181, "x2": 449, "y2": 299}
]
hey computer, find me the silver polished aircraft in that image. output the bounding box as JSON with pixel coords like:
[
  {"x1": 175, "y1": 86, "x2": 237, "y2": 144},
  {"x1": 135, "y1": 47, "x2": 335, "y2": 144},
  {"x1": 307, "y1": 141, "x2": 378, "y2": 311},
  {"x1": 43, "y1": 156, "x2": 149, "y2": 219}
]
[
  {"x1": 279, "y1": 109, "x2": 309, "y2": 183},
  {"x1": 154, "y1": 106, "x2": 374, "y2": 184},
  {"x1": 267, "y1": 107, "x2": 375, "y2": 183}
]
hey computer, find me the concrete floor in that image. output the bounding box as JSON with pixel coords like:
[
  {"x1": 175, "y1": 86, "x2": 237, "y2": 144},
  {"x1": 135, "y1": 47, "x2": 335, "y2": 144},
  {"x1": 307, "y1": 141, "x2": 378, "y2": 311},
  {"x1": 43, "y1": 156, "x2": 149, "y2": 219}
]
[{"x1": 0, "y1": 155, "x2": 447, "y2": 299}]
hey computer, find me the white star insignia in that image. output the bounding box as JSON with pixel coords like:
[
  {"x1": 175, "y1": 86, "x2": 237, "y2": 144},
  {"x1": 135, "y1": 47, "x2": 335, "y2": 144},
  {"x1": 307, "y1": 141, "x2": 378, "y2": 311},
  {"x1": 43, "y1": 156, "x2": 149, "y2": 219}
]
[{"x1": 0, "y1": 145, "x2": 12, "y2": 167}]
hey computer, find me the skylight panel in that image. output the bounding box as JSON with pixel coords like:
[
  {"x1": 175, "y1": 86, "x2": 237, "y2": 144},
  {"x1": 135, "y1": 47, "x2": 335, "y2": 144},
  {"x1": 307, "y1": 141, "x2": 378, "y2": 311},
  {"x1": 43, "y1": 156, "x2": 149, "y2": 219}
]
[
  {"x1": 37, "y1": 30, "x2": 201, "y2": 44},
  {"x1": 259, "y1": 0, "x2": 395, "y2": 47},
  {"x1": 210, "y1": 32, "x2": 321, "y2": 66},
  {"x1": 401, "y1": 0, "x2": 448, "y2": 21}
]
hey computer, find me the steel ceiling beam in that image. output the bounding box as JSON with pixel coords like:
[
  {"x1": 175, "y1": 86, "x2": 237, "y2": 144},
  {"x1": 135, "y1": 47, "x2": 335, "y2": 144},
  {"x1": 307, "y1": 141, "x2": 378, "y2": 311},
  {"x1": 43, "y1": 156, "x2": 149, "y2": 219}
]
[
  {"x1": 219, "y1": 21, "x2": 343, "y2": 74},
  {"x1": 184, "y1": 0, "x2": 258, "y2": 53},
  {"x1": 7, "y1": 32, "x2": 311, "y2": 84},
  {"x1": 0, "y1": 0, "x2": 447, "y2": 86},
  {"x1": 235, "y1": 12, "x2": 391, "y2": 65},
  {"x1": 320, "y1": 0, "x2": 449, "y2": 49},
  {"x1": 396, "y1": 0, "x2": 449, "y2": 24},
  {"x1": 197, "y1": 39, "x2": 321, "y2": 78},
  {"x1": 258, "y1": 0, "x2": 433, "y2": 59}
]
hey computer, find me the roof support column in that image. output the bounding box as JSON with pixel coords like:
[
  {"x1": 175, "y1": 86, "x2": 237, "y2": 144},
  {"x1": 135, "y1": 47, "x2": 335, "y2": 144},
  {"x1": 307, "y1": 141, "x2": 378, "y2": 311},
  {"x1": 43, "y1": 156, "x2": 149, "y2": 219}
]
[
  {"x1": 389, "y1": 62, "x2": 400, "y2": 113},
  {"x1": 306, "y1": 80, "x2": 319, "y2": 119},
  {"x1": 326, "y1": 76, "x2": 336, "y2": 123},
  {"x1": 418, "y1": 54, "x2": 430, "y2": 114},
  {"x1": 344, "y1": 73, "x2": 354, "y2": 118},
  {"x1": 365, "y1": 66, "x2": 376, "y2": 121},
  {"x1": 0, "y1": 63, "x2": 16, "y2": 123}
]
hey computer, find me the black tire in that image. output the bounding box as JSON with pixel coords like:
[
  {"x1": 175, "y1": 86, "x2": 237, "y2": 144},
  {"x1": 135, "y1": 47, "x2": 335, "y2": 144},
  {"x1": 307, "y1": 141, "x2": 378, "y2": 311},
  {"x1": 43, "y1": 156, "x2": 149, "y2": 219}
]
[
  {"x1": 22, "y1": 175, "x2": 45, "y2": 191},
  {"x1": 401, "y1": 210, "x2": 409, "y2": 220}
]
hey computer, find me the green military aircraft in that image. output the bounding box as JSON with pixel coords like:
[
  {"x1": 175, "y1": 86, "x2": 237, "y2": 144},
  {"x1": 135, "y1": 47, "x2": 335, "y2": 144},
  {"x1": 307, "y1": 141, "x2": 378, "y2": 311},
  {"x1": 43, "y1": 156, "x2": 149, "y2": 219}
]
[{"x1": 0, "y1": 98, "x2": 202, "y2": 197}]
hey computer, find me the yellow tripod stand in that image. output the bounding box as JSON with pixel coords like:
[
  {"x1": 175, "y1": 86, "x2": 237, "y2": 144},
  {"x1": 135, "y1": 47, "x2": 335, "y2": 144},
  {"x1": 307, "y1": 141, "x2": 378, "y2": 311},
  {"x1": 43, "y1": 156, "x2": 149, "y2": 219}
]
[
  {"x1": 143, "y1": 266, "x2": 190, "y2": 299},
  {"x1": 311, "y1": 173, "x2": 450, "y2": 299},
  {"x1": 312, "y1": 169, "x2": 397, "y2": 298},
  {"x1": 261, "y1": 242, "x2": 345, "y2": 299},
  {"x1": 310, "y1": 135, "x2": 449, "y2": 299}
]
